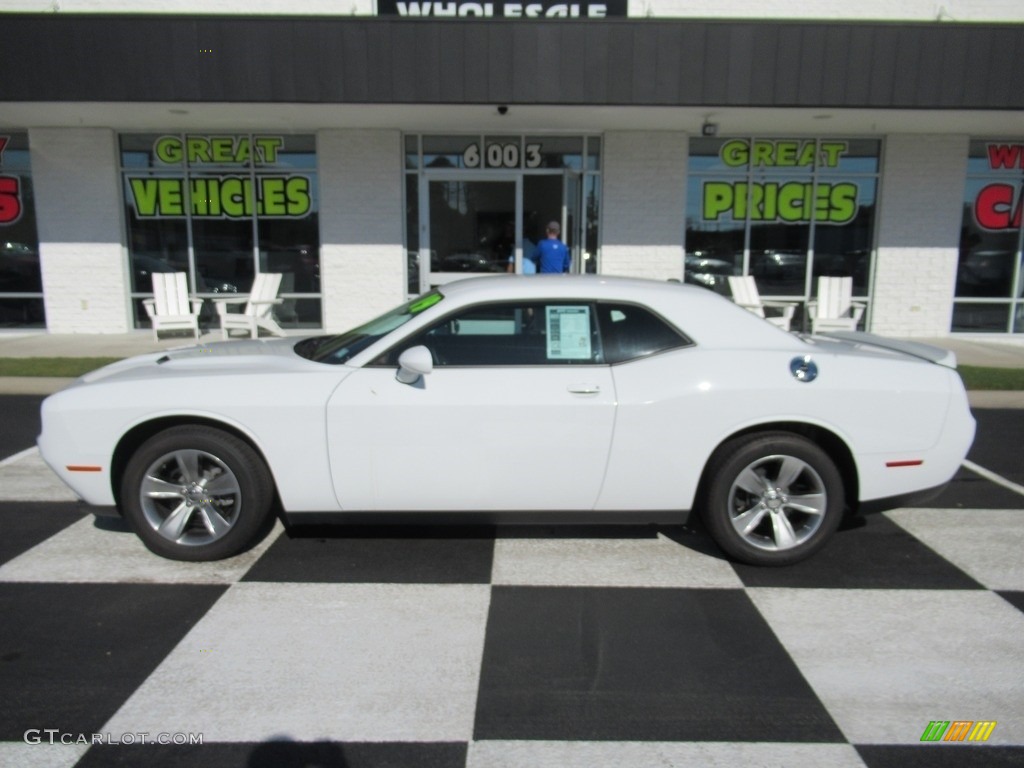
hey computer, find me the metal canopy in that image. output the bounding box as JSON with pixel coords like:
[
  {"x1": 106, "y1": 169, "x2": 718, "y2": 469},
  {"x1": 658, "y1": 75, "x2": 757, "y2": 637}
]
[{"x1": 2, "y1": 15, "x2": 1023, "y2": 110}]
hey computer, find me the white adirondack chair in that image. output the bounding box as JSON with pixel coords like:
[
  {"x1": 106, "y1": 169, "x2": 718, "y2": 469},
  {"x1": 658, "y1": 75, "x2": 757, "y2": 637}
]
[
  {"x1": 807, "y1": 276, "x2": 866, "y2": 333},
  {"x1": 727, "y1": 275, "x2": 797, "y2": 331},
  {"x1": 142, "y1": 272, "x2": 202, "y2": 341},
  {"x1": 213, "y1": 273, "x2": 285, "y2": 339}
]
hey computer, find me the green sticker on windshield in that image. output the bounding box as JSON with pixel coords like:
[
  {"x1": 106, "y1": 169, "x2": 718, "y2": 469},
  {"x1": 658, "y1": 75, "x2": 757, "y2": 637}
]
[{"x1": 409, "y1": 293, "x2": 442, "y2": 314}]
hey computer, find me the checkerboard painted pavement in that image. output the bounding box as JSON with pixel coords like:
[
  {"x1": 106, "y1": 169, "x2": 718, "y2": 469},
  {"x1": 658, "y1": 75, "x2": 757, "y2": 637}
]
[{"x1": 1, "y1": 435, "x2": 1023, "y2": 768}]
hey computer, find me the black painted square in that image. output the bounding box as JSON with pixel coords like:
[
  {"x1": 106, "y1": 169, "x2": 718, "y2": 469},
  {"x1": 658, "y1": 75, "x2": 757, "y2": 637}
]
[
  {"x1": 920, "y1": 466, "x2": 1024, "y2": 510},
  {"x1": 733, "y1": 515, "x2": 983, "y2": 590},
  {"x1": 998, "y1": 590, "x2": 1024, "y2": 615},
  {"x1": 474, "y1": 586, "x2": 844, "y2": 742},
  {"x1": 0, "y1": 501, "x2": 87, "y2": 566},
  {"x1": 857, "y1": 744, "x2": 1024, "y2": 768},
  {"x1": 0, "y1": 583, "x2": 227, "y2": 740},
  {"x1": 242, "y1": 525, "x2": 494, "y2": 584},
  {"x1": 76, "y1": 740, "x2": 467, "y2": 768}
]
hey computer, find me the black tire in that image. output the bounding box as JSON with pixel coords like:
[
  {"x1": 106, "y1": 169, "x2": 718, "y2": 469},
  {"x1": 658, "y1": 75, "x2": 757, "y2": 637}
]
[
  {"x1": 700, "y1": 432, "x2": 844, "y2": 566},
  {"x1": 119, "y1": 425, "x2": 274, "y2": 562}
]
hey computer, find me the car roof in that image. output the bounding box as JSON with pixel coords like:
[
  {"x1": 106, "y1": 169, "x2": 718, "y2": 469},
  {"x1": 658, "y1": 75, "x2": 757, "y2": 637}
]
[{"x1": 436, "y1": 274, "x2": 704, "y2": 302}]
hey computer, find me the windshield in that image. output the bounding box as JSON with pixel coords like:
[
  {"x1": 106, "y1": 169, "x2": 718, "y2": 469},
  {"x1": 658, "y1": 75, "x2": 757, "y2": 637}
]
[{"x1": 294, "y1": 291, "x2": 444, "y2": 365}]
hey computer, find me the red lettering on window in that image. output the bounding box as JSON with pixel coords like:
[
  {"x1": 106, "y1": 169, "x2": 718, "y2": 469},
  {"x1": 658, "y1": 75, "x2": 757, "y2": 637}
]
[
  {"x1": 0, "y1": 176, "x2": 23, "y2": 224},
  {"x1": 987, "y1": 144, "x2": 1024, "y2": 170},
  {"x1": 974, "y1": 183, "x2": 1023, "y2": 230}
]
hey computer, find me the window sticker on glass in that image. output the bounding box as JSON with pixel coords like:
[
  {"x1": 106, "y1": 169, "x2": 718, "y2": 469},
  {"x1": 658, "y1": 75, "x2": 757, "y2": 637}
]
[
  {"x1": 546, "y1": 306, "x2": 592, "y2": 360},
  {"x1": 408, "y1": 292, "x2": 442, "y2": 314}
]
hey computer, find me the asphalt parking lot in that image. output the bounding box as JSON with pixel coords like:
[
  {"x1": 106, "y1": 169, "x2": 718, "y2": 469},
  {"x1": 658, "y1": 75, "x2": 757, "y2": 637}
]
[{"x1": 1, "y1": 395, "x2": 1022, "y2": 768}]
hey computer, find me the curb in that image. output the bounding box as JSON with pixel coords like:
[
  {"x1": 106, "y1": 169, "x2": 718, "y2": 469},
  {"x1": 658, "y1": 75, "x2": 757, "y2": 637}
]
[
  {"x1": 966, "y1": 391, "x2": 1024, "y2": 409},
  {"x1": 0, "y1": 378, "x2": 75, "y2": 395}
]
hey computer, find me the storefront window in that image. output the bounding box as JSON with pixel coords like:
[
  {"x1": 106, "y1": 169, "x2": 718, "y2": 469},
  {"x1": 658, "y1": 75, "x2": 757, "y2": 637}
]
[
  {"x1": 953, "y1": 140, "x2": 1024, "y2": 333},
  {"x1": 0, "y1": 133, "x2": 44, "y2": 328},
  {"x1": 120, "y1": 133, "x2": 321, "y2": 329},
  {"x1": 685, "y1": 137, "x2": 880, "y2": 328}
]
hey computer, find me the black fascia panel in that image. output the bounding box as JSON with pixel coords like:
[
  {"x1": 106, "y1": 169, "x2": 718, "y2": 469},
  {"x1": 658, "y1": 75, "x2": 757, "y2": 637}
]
[{"x1": 1, "y1": 14, "x2": 1022, "y2": 110}]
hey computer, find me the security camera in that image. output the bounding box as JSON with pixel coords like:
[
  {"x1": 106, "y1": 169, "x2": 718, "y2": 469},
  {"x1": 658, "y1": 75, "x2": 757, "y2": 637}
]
[{"x1": 497, "y1": 105, "x2": 508, "y2": 116}]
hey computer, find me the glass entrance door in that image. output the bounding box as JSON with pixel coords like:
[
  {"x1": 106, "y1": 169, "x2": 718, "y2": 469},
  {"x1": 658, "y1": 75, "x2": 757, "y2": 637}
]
[
  {"x1": 420, "y1": 178, "x2": 517, "y2": 291},
  {"x1": 420, "y1": 172, "x2": 585, "y2": 291},
  {"x1": 521, "y1": 173, "x2": 586, "y2": 275}
]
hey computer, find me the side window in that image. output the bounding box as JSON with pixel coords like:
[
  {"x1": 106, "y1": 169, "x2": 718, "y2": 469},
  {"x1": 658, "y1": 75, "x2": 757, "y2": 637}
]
[
  {"x1": 597, "y1": 303, "x2": 690, "y2": 364},
  {"x1": 374, "y1": 302, "x2": 603, "y2": 366}
]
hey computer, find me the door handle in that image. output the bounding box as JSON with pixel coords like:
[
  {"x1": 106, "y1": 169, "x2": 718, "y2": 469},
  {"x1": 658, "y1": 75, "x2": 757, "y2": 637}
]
[{"x1": 567, "y1": 384, "x2": 601, "y2": 395}]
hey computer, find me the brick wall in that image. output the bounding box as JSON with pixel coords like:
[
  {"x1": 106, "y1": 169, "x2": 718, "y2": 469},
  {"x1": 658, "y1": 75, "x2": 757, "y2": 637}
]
[
  {"x1": 31, "y1": 128, "x2": 130, "y2": 333},
  {"x1": 637, "y1": 0, "x2": 1024, "y2": 21},
  {"x1": 318, "y1": 129, "x2": 406, "y2": 333},
  {"x1": 601, "y1": 131, "x2": 687, "y2": 281},
  {"x1": 871, "y1": 134, "x2": 968, "y2": 338}
]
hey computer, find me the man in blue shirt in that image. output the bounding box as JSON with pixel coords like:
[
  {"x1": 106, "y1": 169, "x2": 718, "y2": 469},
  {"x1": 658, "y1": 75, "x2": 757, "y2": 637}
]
[{"x1": 535, "y1": 221, "x2": 571, "y2": 274}]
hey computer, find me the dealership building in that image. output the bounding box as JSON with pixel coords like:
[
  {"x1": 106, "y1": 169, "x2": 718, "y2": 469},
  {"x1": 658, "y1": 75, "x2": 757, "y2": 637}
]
[{"x1": 1, "y1": 2, "x2": 1023, "y2": 337}]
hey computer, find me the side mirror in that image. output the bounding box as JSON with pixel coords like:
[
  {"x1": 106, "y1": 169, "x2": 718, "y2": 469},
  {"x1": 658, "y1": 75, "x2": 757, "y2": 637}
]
[{"x1": 396, "y1": 345, "x2": 433, "y2": 384}]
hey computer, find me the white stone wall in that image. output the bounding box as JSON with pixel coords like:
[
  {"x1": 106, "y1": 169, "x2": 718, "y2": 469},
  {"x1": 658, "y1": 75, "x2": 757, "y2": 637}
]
[
  {"x1": 318, "y1": 129, "x2": 406, "y2": 333},
  {"x1": 870, "y1": 134, "x2": 969, "y2": 338},
  {"x1": 600, "y1": 132, "x2": 687, "y2": 281},
  {"x1": 30, "y1": 128, "x2": 131, "y2": 334},
  {"x1": 635, "y1": 0, "x2": 1024, "y2": 21},
  {"x1": 5, "y1": 0, "x2": 1021, "y2": 19},
  {"x1": 2, "y1": 1, "x2": 375, "y2": 14}
]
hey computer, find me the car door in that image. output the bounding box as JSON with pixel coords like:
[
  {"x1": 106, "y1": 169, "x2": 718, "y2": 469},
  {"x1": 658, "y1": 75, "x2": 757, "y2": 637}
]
[{"x1": 326, "y1": 300, "x2": 616, "y2": 511}]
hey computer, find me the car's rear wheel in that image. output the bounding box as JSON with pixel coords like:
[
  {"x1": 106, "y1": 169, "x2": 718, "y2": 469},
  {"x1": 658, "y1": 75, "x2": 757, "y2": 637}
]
[
  {"x1": 120, "y1": 425, "x2": 274, "y2": 561},
  {"x1": 700, "y1": 432, "x2": 844, "y2": 566}
]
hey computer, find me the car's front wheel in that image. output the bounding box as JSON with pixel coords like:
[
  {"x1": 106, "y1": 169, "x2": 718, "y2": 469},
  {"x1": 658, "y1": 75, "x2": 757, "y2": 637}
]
[
  {"x1": 700, "y1": 432, "x2": 844, "y2": 566},
  {"x1": 120, "y1": 425, "x2": 274, "y2": 561}
]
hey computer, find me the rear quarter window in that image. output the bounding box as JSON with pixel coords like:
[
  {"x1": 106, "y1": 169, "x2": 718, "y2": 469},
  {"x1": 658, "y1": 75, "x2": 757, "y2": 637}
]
[{"x1": 598, "y1": 303, "x2": 691, "y2": 364}]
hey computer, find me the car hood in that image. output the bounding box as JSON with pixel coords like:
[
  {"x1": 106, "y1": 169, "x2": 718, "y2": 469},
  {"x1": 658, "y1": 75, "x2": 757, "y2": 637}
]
[
  {"x1": 76, "y1": 337, "x2": 322, "y2": 386},
  {"x1": 802, "y1": 331, "x2": 958, "y2": 368}
]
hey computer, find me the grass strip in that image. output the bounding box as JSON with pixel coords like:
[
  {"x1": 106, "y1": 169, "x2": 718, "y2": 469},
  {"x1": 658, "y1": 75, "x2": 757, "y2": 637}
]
[
  {"x1": 0, "y1": 357, "x2": 123, "y2": 378},
  {"x1": 957, "y1": 365, "x2": 1024, "y2": 391}
]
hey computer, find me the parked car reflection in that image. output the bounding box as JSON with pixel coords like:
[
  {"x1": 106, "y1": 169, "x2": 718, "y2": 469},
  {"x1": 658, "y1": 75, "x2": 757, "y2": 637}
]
[
  {"x1": 684, "y1": 252, "x2": 737, "y2": 293},
  {"x1": 432, "y1": 251, "x2": 506, "y2": 273},
  {"x1": 0, "y1": 241, "x2": 42, "y2": 292},
  {"x1": 957, "y1": 250, "x2": 1015, "y2": 297}
]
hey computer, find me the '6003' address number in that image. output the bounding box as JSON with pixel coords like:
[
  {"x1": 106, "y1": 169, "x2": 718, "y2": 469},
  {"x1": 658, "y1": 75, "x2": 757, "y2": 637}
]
[{"x1": 463, "y1": 142, "x2": 543, "y2": 169}]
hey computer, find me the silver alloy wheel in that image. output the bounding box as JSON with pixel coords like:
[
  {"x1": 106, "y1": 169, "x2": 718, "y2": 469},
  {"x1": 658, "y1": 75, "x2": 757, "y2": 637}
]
[
  {"x1": 138, "y1": 448, "x2": 243, "y2": 546},
  {"x1": 726, "y1": 453, "x2": 827, "y2": 552}
]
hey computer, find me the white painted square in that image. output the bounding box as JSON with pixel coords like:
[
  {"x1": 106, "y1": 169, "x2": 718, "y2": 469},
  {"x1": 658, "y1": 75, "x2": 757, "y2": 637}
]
[
  {"x1": 0, "y1": 516, "x2": 283, "y2": 584},
  {"x1": 101, "y1": 583, "x2": 491, "y2": 742},
  {"x1": 0, "y1": 449, "x2": 79, "y2": 503},
  {"x1": 491, "y1": 533, "x2": 742, "y2": 588},
  {"x1": 887, "y1": 508, "x2": 1024, "y2": 590},
  {"x1": 748, "y1": 588, "x2": 1024, "y2": 745},
  {"x1": 0, "y1": 742, "x2": 90, "y2": 768}
]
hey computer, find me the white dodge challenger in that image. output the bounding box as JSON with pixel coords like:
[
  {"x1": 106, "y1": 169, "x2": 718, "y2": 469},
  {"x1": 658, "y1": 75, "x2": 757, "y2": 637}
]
[{"x1": 38, "y1": 276, "x2": 975, "y2": 566}]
